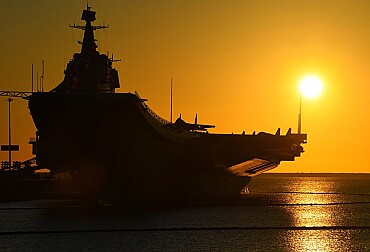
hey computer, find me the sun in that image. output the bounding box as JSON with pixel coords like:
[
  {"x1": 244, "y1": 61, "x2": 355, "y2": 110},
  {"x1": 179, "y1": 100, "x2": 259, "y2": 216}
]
[{"x1": 299, "y1": 75, "x2": 323, "y2": 98}]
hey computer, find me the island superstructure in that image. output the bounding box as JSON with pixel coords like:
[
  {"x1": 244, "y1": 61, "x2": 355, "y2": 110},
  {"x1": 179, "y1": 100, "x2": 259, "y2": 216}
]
[{"x1": 26, "y1": 5, "x2": 307, "y2": 202}]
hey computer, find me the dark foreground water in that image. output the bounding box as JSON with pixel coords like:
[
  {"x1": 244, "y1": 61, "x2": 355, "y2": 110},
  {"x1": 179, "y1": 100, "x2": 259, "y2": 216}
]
[{"x1": 0, "y1": 173, "x2": 369, "y2": 251}]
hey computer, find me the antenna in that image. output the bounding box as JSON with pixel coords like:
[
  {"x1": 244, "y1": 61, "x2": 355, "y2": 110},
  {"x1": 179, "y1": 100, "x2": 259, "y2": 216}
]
[
  {"x1": 36, "y1": 71, "x2": 39, "y2": 92},
  {"x1": 298, "y1": 95, "x2": 302, "y2": 134},
  {"x1": 104, "y1": 21, "x2": 108, "y2": 53},
  {"x1": 31, "y1": 64, "x2": 34, "y2": 93},
  {"x1": 110, "y1": 53, "x2": 121, "y2": 63},
  {"x1": 41, "y1": 60, "x2": 45, "y2": 92},
  {"x1": 170, "y1": 78, "x2": 173, "y2": 123}
]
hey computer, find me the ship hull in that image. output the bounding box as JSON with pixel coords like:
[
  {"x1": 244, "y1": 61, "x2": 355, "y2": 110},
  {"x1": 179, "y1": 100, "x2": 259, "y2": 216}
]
[{"x1": 29, "y1": 92, "x2": 255, "y2": 202}]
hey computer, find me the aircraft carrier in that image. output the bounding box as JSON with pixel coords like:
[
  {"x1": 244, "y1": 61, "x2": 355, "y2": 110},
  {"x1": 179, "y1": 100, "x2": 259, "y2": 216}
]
[{"x1": 21, "y1": 6, "x2": 306, "y2": 203}]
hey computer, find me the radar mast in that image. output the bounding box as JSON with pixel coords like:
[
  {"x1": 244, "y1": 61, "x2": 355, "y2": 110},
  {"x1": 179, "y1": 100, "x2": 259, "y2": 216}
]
[{"x1": 69, "y1": 4, "x2": 109, "y2": 55}]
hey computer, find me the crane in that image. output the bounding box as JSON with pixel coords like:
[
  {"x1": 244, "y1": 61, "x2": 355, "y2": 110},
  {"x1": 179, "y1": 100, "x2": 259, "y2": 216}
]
[{"x1": 0, "y1": 91, "x2": 33, "y2": 99}]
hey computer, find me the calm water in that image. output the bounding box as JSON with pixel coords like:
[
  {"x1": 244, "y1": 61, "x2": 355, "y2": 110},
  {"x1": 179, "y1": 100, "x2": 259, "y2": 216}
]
[{"x1": 0, "y1": 173, "x2": 369, "y2": 251}]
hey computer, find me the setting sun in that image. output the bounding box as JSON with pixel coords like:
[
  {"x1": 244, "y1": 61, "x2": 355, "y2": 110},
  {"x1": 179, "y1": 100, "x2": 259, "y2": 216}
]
[{"x1": 299, "y1": 75, "x2": 323, "y2": 98}]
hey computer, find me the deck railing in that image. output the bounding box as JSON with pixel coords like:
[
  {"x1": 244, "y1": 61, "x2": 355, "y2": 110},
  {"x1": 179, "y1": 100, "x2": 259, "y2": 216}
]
[{"x1": 134, "y1": 91, "x2": 170, "y2": 125}]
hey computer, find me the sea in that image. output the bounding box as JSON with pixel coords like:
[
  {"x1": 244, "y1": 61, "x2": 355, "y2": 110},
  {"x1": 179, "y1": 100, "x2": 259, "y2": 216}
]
[{"x1": 0, "y1": 173, "x2": 369, "y2": 251}]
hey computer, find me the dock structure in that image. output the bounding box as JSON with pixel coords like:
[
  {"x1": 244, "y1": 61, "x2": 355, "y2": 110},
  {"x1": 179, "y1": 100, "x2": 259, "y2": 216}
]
[
  {"x1": 0, "y1": 91, "x2": 40, "y2": 178},
  {"x1": 0, "y1": 157, "x2": 39, "y2": 178}
]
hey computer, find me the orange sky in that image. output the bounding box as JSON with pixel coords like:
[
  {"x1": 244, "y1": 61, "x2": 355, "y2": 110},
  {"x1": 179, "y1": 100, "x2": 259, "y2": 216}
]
[{"x1": 0, "y1": 0, "x2": 369, "y2": 173}]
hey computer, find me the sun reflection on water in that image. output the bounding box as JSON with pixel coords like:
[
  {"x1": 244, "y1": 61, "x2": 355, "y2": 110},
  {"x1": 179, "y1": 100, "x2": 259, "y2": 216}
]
[
  {"x1": 285, "y1": 177, "x2": 339, "y2": 225},
  {"x1": 282, "y1": 177, "x2": 353, "y2": 251},
  {"x1": 290, "y1": 205, "x2": 335, "y2": 227},
  {"x1": 284, "y1": 230, "x2": 353, "y2": 252}
]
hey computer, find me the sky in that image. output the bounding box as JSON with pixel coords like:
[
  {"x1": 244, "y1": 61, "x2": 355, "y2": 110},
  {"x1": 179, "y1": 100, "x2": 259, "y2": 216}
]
[{"x1": 0, "y1": 0, "x2": 369, "y2": 173}]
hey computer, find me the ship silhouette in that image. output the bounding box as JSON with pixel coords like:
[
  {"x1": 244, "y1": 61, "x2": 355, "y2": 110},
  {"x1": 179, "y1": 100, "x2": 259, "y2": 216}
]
[{"x1": 27, "y1": 5, "x2": 307, "y2": 203}]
